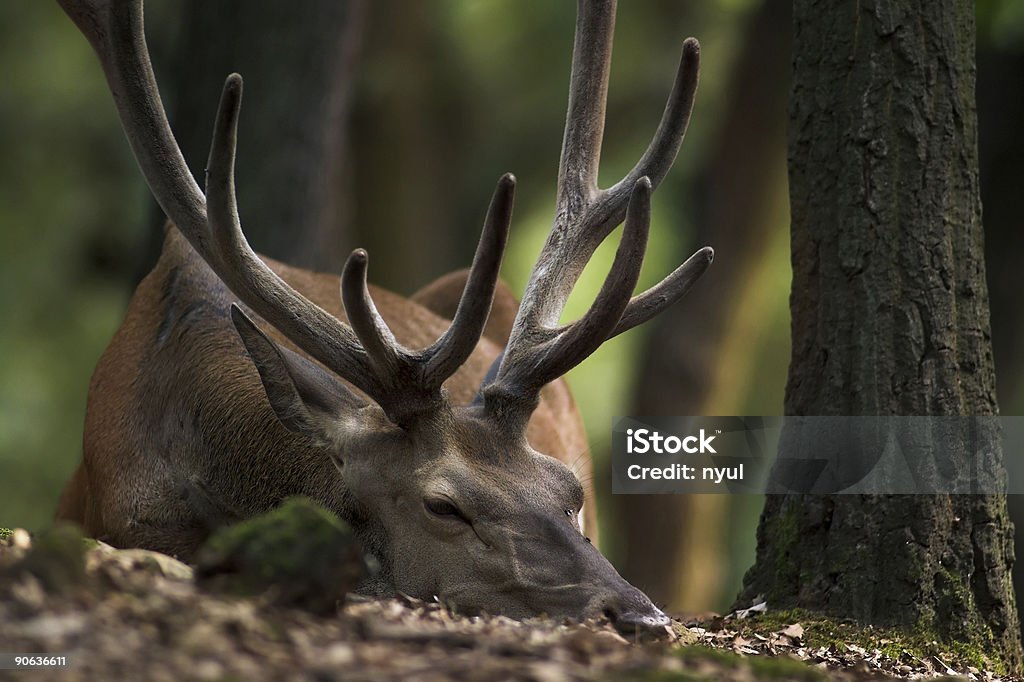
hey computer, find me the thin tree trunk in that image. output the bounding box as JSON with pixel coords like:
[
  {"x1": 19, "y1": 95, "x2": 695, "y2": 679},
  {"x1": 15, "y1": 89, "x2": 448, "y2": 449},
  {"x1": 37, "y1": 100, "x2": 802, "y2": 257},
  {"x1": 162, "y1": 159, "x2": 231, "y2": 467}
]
[
  {"x1": 977, "y1": 39, "x2": 1024, "y2": 414},
  {"x1": 619, "y1": 0, "x2": 790, "y2": 611},
  {"x1": 978, "y1": 39, "x2": 1024, "y2": 649},
  {"x1": 146, "y1": 0, "x2": 364, "y2": 270},
  {"x1": 347, "y1": 0, "x2": 471, "y2": 293},
  {"x1": 740, "y1": 0, "x2": 1021, "y2": 670}
]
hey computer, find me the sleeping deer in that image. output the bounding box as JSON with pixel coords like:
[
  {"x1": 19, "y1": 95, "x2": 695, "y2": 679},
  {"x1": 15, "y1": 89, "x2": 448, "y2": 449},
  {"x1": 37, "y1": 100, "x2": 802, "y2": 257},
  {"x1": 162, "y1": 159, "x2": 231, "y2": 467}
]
[{"x1": 55, "y1": 0, "x2": 712, "y2": 630}]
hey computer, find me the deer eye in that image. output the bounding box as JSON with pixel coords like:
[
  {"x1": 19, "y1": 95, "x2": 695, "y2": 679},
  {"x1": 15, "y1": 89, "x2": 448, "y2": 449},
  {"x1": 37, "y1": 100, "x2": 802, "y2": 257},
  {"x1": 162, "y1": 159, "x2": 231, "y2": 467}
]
[{"x1": 424, "y1": 498, "x2": 469, "y2": 523}]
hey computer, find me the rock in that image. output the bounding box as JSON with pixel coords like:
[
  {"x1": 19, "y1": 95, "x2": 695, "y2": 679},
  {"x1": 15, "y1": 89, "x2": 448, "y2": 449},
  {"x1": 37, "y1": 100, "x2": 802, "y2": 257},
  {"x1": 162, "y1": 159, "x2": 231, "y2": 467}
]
[
  {"x1": 89, "y1": 541, "x2": 195, "y2": 581},
  {"x1": 194, "y1": 496, "x2": 369, "y2": 614},
  {"x1": 1, "y1": 522, "x2": 87, "y2": 594}
]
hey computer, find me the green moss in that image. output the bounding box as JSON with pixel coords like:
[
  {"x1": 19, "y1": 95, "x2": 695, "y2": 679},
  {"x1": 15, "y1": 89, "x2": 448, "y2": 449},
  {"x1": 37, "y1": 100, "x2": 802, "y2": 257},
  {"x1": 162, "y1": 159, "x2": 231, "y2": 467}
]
[
  {"x1": 620, "y1": 671, "x2": 711, "y2": 682},
  {"x1": 921, "y1": 564, "x2": 1001, "y2": 671},
  {"x1": 0, "y1": 527, "x2": 13, "y2": 540},
  {"x1": 675, "y1": 646, "x2": 742, "y2": 669},
  {"x1": 195, "y1": 496, "x2": 368, "y2": 614},
  {"x1": 746, "y1": 655, "x2": 825, "y2": 680},
  {"x1": 767, "y1": 506, "x2": 801, "y2": 599},
  {"x1": 731, "y1": 608, "x2": 1004, "y2": 676},
  {"x1": 666, "y1": 646, "x2": 823, "y2": 680},
  {"x1": 618, "y1": 671, "x2": 710, "y2": 682}
]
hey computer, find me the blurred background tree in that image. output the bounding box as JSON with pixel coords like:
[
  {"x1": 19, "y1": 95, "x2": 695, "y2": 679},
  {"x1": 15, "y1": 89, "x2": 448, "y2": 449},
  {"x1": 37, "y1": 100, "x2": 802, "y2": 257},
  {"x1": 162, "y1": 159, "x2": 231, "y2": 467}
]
[
  {"x1": 146, "y1": 0, "x2": 364, "y2": 271},
  {"x1": 0, "y1": 0, "x2": 1021, "y2": 622}
]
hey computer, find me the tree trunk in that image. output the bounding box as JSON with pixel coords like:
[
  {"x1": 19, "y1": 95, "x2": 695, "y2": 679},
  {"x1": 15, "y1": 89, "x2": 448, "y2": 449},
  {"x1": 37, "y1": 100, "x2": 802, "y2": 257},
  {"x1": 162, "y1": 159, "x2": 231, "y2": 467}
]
[
  {"x1": 347, "y1": 0, "x2": 474, "y2": 293},
  {"x1": 146, "y1": 0, "x2": 364, "y2": 270},
  {"x1": 739, "y1": 0, "x2": 1022, "y2": 670}
]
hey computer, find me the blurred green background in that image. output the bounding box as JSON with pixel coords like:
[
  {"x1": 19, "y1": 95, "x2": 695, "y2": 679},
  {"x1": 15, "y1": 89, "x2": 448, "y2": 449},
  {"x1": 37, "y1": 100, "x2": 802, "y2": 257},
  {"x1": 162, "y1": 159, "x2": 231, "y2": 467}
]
[{"x1": 2, "y1": 0, "x2": 1022, "y2": 615}]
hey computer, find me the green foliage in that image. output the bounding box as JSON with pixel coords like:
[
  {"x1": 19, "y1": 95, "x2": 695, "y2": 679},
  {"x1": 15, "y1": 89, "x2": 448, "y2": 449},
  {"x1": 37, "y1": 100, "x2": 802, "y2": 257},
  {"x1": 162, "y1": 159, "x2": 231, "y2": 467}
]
[
  {"x1": 626, "y1": 645, "x2": 825, "y2": 681},
  {"x1": 978, "y1": 0, "x2": 1024, "y2": 49},
  {"x1": 0, "y1": 3, "x2": 144, "y2": 530}
]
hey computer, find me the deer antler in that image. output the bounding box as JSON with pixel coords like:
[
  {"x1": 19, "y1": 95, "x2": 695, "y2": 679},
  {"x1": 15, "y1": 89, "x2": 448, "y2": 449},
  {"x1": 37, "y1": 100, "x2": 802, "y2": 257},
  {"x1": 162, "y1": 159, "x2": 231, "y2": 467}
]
[
  {"x1": 59, "y1": 0, "x2": 513, "y2": 427},
  {"x1": 484, "y1": 0, "x2": 713, "y2": 419}
]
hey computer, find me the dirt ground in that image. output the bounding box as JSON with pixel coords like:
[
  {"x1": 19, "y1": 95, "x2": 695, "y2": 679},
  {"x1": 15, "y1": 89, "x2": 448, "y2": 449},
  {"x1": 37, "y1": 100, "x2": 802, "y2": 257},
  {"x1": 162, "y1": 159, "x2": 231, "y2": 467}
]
[{"x1": 0, "y1": 527, "x2": 1013, "y2": 681}]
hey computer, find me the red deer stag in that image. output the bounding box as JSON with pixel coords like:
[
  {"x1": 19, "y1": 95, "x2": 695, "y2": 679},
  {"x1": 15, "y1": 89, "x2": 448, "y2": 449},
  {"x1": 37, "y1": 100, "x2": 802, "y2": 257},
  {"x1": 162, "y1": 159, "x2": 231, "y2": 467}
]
[{"x1": 55, "y1": 0, "x2": 712, "y2": 630}]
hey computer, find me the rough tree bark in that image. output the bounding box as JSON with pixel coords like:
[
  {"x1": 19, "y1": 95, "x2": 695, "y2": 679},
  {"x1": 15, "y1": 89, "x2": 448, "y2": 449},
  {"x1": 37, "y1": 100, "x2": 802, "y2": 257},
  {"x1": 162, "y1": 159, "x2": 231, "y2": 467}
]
[
  {"x1": 146, "y1": 0, "x2": 364, "y2": 270},
  {"x1": 739, "y1": 0, "x2": 1022, "y2": 670}
]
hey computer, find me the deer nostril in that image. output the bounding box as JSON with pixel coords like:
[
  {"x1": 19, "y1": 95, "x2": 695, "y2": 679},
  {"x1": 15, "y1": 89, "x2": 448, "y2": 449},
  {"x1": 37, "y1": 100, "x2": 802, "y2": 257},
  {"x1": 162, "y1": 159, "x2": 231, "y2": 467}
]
[
  {"x1": 594, "y1": 595, "x2": 671, "y2": 634},
  {"x1": 615, "y1": 607, "x2": 671, "y2": 633}
]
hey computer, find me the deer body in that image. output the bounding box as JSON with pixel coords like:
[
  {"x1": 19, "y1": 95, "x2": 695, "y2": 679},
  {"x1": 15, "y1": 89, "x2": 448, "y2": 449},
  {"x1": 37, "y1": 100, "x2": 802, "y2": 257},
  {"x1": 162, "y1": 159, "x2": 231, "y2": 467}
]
[
  {"x1": 55, "y1": 0, "x2": 713, "y2": 629},
  {"x1": 59, "y1": 229, "x2": 591, "y2": 562}
]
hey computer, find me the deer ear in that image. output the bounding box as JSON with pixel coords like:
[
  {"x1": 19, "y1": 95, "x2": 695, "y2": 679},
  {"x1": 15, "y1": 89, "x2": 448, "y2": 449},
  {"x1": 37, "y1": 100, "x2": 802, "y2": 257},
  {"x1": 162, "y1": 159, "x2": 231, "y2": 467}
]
[{"x1": 230, "y1": 305, "x2": 365, "y2": 441}]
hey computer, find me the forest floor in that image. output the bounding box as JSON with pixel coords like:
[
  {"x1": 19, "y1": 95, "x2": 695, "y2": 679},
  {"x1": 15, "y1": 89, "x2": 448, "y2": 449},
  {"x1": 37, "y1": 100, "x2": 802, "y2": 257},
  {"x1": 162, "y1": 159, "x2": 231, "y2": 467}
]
[{"x1": 0, "y1": 524, "x2": 1014, "y2": 681}]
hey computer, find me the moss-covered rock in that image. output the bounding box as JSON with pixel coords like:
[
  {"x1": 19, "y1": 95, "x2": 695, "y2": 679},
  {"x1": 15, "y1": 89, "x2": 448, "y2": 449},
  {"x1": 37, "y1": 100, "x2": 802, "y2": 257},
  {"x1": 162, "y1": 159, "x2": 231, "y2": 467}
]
[
  {"x1": 0, "y1": 522, "x2": 87, "y2": 594},
  {"x1": 194, "y1": 497, "x2": 368, "y2": 614}
]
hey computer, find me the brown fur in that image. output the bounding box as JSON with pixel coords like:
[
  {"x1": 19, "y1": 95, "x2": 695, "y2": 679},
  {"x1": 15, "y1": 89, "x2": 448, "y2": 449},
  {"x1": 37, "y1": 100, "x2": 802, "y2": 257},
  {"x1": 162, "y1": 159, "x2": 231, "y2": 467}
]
[{"x1": 56, "y1": 229, "x2": 597, "y2": 555}]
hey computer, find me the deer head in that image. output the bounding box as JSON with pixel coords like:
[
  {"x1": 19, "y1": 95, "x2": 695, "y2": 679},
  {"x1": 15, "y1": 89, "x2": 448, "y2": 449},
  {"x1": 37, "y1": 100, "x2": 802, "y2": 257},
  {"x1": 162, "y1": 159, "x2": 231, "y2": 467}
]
[{"x1": 58, "y1": 0, "x2": 711, "y2": 630}]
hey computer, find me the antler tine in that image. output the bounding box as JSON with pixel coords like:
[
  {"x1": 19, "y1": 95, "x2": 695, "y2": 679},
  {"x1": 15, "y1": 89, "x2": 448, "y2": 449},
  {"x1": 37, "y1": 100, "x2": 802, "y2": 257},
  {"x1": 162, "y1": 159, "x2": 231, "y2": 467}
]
[
  {"x1": 487, "y1": 0, "x2": 712, "y2": 422},
  {"x1": 495, "y1": 177, "x2": 651, "y2": 399},
  {"x1": 338, "y1": 174, "x2": 515, "y2": 420},
  {"x1": 335, "y1": 172, "x2": 514, "y2": 421},
  {"x1": 57, "y1": 0, "x2": 209, "y2": 251},
  {"x1": 339, "y1": 249, "x2": 406, "y2": 381},
  {"x1": 422, "y1": 174, "x2": 516, "y2": 387},
  {"x1": 597, "y1": 38, "x2": 701, "y2": 225},
  {"x1": 501, "y1": 0, "x2": 618, "y2": 343},
  {"x1": 556, "y1": 0, "x2": 616, "y2": 211},
  {"x1": 609, "y1": 245, "x2": 714, "y2": 339},
  {"x1": 206, "y1": 75, "x2": 385, "y2": 402}
]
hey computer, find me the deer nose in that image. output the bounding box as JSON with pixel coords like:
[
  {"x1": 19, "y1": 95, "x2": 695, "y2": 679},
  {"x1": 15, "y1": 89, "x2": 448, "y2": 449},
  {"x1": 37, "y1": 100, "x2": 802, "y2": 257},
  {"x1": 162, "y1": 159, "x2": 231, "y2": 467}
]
[
  {"x1": 589, "y1": 586, "x2": 671, "y2": 633},
  {"x1": 613, "y1": 605, "x2": 671, "y2": 632}
]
